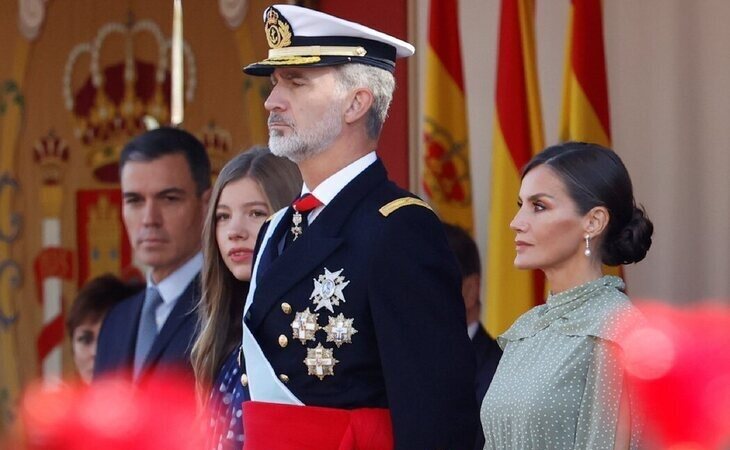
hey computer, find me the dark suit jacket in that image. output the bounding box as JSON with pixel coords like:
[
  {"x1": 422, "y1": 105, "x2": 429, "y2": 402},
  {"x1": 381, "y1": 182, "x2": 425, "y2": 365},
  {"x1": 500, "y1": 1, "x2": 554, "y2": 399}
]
[
  {"x1": 245, "y1": 159, "x2": 478, "y2": 450},
  {"x1": 472, "y1": 324, "x2": 502, "y2": 450},
  {"x1": 94, "y1": 275, "x2": 200, "y2": 382},
  {"x1": 473, "y1": 324, "x2": 502, "y2": 403}
]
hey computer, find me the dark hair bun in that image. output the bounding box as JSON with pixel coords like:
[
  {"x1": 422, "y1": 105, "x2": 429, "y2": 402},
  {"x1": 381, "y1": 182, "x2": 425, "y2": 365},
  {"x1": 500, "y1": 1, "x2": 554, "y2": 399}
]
[{"x1": 602, "y1": 206, "x2": 654, "y2": 266}]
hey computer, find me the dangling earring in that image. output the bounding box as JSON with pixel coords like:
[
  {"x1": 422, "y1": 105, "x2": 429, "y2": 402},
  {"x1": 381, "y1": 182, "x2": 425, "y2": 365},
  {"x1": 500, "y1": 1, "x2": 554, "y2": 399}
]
[{"x1": 584, "y1": 234, "x2": 591, "y2": 257}]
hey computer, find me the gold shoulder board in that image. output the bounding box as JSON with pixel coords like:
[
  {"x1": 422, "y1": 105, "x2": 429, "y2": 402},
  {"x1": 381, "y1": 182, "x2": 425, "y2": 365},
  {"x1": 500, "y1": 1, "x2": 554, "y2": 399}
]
[{"x1": 379, "y1": 197, "x2": 433, "y2": 217}]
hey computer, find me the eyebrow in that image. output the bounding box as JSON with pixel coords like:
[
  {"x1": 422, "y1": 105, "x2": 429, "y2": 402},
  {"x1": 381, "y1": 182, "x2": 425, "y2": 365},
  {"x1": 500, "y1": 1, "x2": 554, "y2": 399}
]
[
  {"x1": 217, "y1": 200, "x2": 270, "y2": 209},
  {"x1": 518, "y1": 193, "x2": 555, "y2": 202},
  {"x1": 122, "y1": 187, "x2": 187, "y2": 198}
]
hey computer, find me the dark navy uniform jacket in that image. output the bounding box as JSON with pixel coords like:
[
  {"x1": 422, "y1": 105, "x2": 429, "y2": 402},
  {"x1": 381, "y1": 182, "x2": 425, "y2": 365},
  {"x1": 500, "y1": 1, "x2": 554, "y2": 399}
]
[
  {"x1": 243, "y1": 159, "x2": 478, "y2": 449},
  {"x1": 472, "y1": 324, "x2": 503, "y2": 450},
  {"x1": 94, "y1": 277, "x2": 199, "y2": 382}
]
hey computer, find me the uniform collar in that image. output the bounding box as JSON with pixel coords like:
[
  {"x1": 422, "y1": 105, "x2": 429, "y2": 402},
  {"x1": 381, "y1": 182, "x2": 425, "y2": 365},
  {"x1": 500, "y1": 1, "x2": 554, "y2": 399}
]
[{"x1": 302, "y1": 151, "x2": 377, "y2": 206}]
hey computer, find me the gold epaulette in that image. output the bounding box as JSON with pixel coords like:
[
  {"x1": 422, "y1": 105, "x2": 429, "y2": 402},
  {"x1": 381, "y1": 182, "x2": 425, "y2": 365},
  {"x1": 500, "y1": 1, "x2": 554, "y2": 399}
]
[{"x1": 379, "y1": 197, "x2": 433, "y2": 217}]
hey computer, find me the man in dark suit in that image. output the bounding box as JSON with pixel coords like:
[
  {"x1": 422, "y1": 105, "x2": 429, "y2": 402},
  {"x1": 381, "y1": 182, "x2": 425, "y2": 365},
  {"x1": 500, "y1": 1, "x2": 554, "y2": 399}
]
[
  {"x1": 442, "y1": 222, "x2": 503, "y2": 401},
  {"x1": 442, "y1": 222, "x2": 503, "y2": 450},
  {"x1": 237, "y1": 5, "x2": 478, "y2": 450},
  {"x1": 94, "y1": 127, "x2": 211, "y2": 383}
]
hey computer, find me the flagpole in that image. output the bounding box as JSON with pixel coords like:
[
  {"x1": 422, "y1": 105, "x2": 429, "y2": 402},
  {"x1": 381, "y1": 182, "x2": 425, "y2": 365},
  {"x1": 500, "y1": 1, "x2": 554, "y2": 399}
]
[{"x1": 171, "y1": 0, "x2": 184, "y2": 126}]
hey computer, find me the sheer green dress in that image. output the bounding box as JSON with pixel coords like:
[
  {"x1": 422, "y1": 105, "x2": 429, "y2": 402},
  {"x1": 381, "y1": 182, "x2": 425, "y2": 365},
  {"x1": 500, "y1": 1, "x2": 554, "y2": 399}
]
[{"x1": 480, "y1": 276, "x2": 642, "y2": 449}]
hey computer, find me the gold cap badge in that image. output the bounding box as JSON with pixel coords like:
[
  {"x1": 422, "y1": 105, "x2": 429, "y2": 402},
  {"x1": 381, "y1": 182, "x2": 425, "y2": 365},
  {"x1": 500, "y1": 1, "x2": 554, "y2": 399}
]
[{"x1": 265, "y1": 7, "x2": 292, "y2": 49}]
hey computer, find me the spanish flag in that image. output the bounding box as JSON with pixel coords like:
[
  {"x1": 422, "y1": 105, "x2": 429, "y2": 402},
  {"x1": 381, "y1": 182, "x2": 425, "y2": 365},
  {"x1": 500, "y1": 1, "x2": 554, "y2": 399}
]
[
  {"x1": 559, "y1": 0, "x2": 621, "y2": 277},
  {"x1": 422, "y1": 0, "x2": 473, "y2": 233},
  {"x1": 559, "y1": 0, "x2": 610, "y2": 146},
  {"x1": 485, "y1": 0, "x2": 545, "y2": 337}
]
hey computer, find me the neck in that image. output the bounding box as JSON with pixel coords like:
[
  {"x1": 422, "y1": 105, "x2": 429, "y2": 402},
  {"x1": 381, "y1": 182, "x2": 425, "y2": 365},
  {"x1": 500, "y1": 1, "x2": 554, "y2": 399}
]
[
  {"x1": 465, "y1": 306, "x2": 480, "y2": 325},
  {"x1": 544, "y1": 258, "x2": 603, "y2": 295},
  {"x1": 150, "y1": 249, "x2": 199, "y2": 284},
  {"x1": 299, "y1": 135, "x2": 375, "y2": 189}
]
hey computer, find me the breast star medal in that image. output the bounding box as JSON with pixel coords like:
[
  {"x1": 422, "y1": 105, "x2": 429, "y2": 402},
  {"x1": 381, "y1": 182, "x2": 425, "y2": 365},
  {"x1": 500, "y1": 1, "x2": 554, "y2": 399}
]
[
  {"x1": 310, "y1": 268, "x2": 350, "y2": 313},
  {"x1": 291, "y1": 308, "x2": 320, "y2": 344},
  {"x1": 304, "y1": 343, "x2": 338, "y2": 380},
  {"x1": 324, "y1": 313, "x2": 358, "y2": 347}
]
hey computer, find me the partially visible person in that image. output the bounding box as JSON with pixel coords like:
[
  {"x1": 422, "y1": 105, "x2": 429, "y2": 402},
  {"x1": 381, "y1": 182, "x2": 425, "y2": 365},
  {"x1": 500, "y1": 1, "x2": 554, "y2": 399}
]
[
  {"x1": 481, "y1": 142, "x2": 653, "y2": 449},
  {"x1": 66, "y1": 274, "x2": 144, "y2": 383},
  {"x1": 94, "y1": 127, "x2": 211, "y2": 383},
  {"x1": 442, "y1": 222, "x2": 502, "y2": 450},
  {"x1": 191, "y1": 147, "x2": 301, "y2": 450}
]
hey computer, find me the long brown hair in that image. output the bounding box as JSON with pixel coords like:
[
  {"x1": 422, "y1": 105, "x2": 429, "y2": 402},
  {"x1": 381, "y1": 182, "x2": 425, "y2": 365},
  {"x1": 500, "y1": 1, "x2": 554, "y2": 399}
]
[{"x1": 191, "y1": 147, "x2": 301, "y2": 399}]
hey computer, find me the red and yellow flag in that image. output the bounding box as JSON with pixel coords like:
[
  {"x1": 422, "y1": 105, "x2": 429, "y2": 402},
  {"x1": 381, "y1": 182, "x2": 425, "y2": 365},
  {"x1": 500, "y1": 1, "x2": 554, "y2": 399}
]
[
  {"x1": 559, "y1": 0, "x2": 621, "y2": 277},
  {"x1": 422, "y1": 0, "x2": 473, "y2": 233},
  {"x1": 559, "y1": 0, "x2": 610, "y2": 146},
  {"x1": 485, "y1": 0, "x2": 545, "y2": 337}
]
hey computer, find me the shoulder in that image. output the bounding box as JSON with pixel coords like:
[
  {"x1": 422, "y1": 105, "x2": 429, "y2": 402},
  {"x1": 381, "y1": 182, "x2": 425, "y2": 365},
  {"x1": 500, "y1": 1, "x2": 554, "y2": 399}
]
[
  {"x1": 105, "y1": 290, "x2": 144, "y2": 319},
  {"x1": 378, "y1": 197, "x2": 433, "y2": 217}
]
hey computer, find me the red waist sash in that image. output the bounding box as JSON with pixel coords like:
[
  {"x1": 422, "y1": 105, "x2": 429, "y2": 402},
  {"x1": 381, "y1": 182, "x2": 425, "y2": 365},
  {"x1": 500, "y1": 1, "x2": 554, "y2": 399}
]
[{"x1": 242, "y1": 401, "x2": 393, "y2": 450}]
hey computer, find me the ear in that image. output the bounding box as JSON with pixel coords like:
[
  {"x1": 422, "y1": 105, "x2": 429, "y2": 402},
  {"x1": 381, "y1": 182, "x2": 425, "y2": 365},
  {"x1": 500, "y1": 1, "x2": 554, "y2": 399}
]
[
  {"x1": 200, "y1": 187, "x2": 212, "y2": 215},
  {"x1": 462, "y1": 273, "x2": 481, "y2": 310},
  {"x1": 583, "y1": 206, "x2": 609, "y2": 238},
  {"x1": 344, "y1": 88, "x2": 374, "y2": 125}
]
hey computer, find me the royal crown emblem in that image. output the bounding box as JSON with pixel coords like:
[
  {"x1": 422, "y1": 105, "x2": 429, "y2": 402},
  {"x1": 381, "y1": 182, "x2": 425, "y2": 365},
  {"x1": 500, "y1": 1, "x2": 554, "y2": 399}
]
[
  {"x1": 63, "y1": 14, "x2": 197, "y2": 182},
  {"x1": 264, "y1": 7, "x2": 292, "y2": 49},
  {"x1": 197, "y1": 122, "x2": 232, "y2": 178},
  {"x1": 33, "y1": 130, "x2": 69, "y2": 186}
]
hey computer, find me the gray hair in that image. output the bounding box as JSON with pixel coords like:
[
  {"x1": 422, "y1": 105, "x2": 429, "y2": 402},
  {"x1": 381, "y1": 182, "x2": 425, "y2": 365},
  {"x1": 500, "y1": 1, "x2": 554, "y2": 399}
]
[{"x1": 334, "y1": 64, "x2": 395, "y2": 140}]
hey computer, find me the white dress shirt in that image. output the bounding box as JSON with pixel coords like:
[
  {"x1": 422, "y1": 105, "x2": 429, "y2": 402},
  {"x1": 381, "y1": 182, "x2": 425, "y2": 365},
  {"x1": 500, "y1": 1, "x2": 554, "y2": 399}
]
[{"x1": 146, "y1": 252, "x2": 202, "y2": 330}]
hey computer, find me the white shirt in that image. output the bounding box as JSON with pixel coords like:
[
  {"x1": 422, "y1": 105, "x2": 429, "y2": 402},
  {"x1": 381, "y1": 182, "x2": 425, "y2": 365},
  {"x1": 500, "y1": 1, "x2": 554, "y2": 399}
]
[
  {"x1": 468, "y1": 321, "x2": 480, "y2": 340},
  {"x1": 146, "y1": 252, "x2": 202, "y2": 330},
  {"x1": 302, "y1": 151, "x2": 377, "y2": 224}
]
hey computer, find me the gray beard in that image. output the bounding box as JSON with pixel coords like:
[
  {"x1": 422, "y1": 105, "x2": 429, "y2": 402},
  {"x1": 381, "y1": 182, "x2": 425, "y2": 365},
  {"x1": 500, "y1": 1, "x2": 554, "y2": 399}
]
[{"x1": 268, "y1": 104, "x2": 343, "y2": 163}]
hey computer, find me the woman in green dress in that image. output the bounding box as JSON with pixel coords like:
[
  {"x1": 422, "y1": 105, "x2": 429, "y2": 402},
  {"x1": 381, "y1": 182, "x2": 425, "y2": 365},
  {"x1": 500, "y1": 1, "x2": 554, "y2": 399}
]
[{"x1": 480, "y1": 142, "x2": 653, "y2": 449}]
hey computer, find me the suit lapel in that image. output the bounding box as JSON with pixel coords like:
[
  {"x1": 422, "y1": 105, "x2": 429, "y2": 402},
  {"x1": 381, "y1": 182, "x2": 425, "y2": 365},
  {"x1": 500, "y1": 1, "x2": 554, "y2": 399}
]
[
  {"x1": 118, "y1": 292, "x2": 145, "y2": 368},
  {"x1": 246, "y1": 159, "x2": 388, "y2": 332},
  {"x1": 143, "y1": 276, "x2": 199, "y2": 368},
  {"x1": 256, "y1": 207, "x2": 293, "y2": 283}
]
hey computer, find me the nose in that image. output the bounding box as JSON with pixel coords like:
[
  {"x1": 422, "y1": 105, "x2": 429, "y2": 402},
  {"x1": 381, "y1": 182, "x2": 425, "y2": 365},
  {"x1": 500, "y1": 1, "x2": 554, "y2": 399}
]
[
  {"x1": 227, "y1": 219, "x2": 250, "y2": 241},
  {"x1": 142, "y1": 200, "x2": 162, "y2": 227},
  {"x1": 264, "y1": 83, "x2": 285, "y2": 112},
  {"x1": 510, "y1": 209, "x2": 527, "y2": 233}
]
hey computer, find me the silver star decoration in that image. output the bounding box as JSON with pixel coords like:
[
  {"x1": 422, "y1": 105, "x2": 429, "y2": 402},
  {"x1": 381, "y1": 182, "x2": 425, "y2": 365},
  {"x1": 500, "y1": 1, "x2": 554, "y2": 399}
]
[
  {"x1": 324, "y1": 313, "x2": 358, "y2": 347},
  {"x1": 310, "y1": 268, "x2": 350, "y2": 313},
  {"x1": 304, "y1": 343, "x2": 338, "y2": 380},
  {"x1": 290, "y1": 308, "x2": 319, "y2": 344}
]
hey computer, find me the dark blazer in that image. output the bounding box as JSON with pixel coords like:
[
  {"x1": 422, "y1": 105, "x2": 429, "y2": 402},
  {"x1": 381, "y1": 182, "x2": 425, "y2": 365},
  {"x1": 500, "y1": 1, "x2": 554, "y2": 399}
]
[
  {"x1": 473, "y1": 324, "x2": 502, "y2": 403},
  {"x1": 244, "y1": 159, "x2": 478, "y2": 450},
  {"x1": 94, "y1": 275, "x2": 200, "y2": 382},
  {"x1": 472, "y1": 324, "x2": 502, "y2": 450}
]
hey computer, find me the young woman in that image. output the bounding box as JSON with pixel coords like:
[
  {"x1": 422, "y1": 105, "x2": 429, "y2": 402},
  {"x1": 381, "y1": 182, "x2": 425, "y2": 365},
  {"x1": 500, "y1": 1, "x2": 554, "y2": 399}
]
[
  {"x1": 191, "y1": 147, "x2": 301, "y2": 450},
  {"x1": 481, "y1": 142, "x2": 653, "y2": 449}
]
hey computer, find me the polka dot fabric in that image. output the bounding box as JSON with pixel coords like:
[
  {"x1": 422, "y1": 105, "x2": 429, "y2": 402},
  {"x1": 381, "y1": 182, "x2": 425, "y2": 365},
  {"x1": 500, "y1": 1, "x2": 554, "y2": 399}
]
[
  {"x1": 480, "y1": 276, "x2": 643, "y2": 449},
  {"x1": 206, "y1": 346, "x2": 248, "y2": 450}
]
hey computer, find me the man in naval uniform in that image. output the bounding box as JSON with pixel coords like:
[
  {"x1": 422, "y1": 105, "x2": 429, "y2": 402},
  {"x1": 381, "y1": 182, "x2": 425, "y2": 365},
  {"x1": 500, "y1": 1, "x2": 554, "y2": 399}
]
[{"x1": 239, "y1": 5, "x2": 478, "y2": 449}]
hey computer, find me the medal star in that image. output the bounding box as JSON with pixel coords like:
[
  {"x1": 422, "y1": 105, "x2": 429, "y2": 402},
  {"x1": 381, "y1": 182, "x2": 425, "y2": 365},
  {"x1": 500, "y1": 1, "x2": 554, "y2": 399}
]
[
  {"x1": 324, "y1": 313, "x2": 358, "y2": 347},
  {"x1": 290, "y1": 308, "x2": 320, "y2": 344},
  {"x1": 310, "y1": 268, "x2": 350, "y2": 312},
  {"x1": 304, "y1": 343, "x2": 338, "y2": 380}
]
